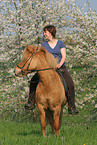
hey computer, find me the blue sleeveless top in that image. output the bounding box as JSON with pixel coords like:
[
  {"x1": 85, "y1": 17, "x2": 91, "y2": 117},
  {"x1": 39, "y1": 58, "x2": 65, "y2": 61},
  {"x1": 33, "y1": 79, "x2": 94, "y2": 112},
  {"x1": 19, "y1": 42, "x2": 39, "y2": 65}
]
[{"x1": 41, "y1": 40, "x2": 66, "y2": 66}]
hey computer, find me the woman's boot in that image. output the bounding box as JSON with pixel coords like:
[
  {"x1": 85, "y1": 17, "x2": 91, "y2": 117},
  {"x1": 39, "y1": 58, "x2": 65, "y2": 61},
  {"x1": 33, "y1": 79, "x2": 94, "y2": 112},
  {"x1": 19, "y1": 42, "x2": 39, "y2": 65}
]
[
  {"x1": 24, "y1": 73, "x2": 39, "y2": 110},
  {"x1": 68, "y1": 94, "x2": 79, "y2": 115}
]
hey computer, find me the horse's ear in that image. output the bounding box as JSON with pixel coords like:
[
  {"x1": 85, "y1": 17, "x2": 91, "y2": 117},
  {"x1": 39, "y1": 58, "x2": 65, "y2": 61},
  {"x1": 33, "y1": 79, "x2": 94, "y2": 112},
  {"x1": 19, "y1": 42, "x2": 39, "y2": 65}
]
[
  {"x1": 26, "y1": 44, "x2": 29, "y2": 48},
  {"x1": 26, "y1": 44, "x2": 37, "y2": 52}
]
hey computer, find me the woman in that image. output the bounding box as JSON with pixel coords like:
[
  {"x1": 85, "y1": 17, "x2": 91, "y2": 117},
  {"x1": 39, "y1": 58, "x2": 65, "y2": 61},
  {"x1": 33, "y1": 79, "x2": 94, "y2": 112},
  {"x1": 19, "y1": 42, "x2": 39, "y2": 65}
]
[{"x1": 25, "y1": 25, "x2": 78, "y2": 115}]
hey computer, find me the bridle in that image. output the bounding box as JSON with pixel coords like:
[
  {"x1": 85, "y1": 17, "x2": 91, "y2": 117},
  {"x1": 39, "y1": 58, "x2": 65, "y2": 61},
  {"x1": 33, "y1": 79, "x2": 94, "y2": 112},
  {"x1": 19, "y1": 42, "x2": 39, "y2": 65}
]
[
  {"x1": 16, "y1": 47, "x2": 37, "y2": 75},
  {"x1": 16, "y1": 47, "x2": 53, "y2": 75}
]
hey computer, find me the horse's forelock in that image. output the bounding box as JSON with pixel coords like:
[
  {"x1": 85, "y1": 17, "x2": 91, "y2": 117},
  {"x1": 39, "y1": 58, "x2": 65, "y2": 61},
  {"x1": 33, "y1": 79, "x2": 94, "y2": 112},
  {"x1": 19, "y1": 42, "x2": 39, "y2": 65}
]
[
  {"x1": 27, "y1": 45, "x2": 37, "y2": 52},
  {"x1": 22, "y1": 45, "x2": 36, "y2": 60}
]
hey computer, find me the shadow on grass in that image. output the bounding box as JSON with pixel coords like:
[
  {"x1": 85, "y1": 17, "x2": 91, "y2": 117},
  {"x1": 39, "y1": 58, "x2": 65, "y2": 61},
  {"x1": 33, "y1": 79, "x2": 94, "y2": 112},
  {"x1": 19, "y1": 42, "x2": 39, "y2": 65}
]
[{"x1": 18, "y1": 130, "x2": 41, "y2": 136}]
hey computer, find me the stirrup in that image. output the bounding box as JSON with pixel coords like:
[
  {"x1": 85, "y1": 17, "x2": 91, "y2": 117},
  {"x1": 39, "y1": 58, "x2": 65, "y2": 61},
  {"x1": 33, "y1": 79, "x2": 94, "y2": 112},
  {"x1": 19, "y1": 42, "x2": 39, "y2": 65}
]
[
  {"x1": 68, "y1": 108, "x2": 79, "y2": 115},
  {"x1": 24, "y1": 102, "x2": 35, "y2": 110}
]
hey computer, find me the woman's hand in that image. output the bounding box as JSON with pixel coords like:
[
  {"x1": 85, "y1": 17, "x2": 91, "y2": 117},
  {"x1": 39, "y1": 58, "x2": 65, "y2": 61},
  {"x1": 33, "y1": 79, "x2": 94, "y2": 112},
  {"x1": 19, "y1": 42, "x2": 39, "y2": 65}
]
[{"x1": 57, "y1": 63, "x2": 62, "y2": 69}]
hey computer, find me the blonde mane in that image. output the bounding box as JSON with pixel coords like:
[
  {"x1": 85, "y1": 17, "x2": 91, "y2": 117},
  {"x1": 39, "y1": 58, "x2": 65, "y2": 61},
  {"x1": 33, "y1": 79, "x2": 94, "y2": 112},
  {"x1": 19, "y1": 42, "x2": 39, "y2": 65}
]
[{"x1": 39, "y1": 46, "x2": 58, "y2": 69}]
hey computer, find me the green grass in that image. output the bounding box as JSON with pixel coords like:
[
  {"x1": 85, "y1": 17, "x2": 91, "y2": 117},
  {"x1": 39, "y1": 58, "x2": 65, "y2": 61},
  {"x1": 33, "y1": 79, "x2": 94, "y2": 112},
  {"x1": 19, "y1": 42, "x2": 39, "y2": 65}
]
[
  {"x1": 0, "y1": 108, "x2": 97, "y2": 145},
  {"x1": 0, "y1": 103, "x2": 97, "y2": 145}
]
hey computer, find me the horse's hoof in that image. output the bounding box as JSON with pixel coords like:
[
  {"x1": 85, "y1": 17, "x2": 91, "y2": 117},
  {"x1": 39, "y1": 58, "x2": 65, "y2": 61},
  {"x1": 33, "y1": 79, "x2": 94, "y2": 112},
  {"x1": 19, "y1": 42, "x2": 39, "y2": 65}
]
[
  {"x1": 68, "y1": 109, "x2": 79, "y2": 115},
  {"x1": 24, "y1": 102, "x2": 35, "y2": 110}
]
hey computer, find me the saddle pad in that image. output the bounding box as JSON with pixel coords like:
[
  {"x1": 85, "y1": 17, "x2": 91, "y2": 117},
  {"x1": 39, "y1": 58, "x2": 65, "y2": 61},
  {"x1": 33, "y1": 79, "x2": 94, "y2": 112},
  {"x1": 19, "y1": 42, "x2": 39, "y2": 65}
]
[{"x1": 56, "y1": 69, "x2": 68, "y2": 97}]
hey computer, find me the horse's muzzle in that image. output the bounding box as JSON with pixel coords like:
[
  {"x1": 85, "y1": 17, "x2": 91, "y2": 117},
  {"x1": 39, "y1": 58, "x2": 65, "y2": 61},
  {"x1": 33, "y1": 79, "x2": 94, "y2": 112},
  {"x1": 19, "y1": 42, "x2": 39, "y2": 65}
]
[{"x1": 15, "y1": 67, "x2": 22, "y2": 76}]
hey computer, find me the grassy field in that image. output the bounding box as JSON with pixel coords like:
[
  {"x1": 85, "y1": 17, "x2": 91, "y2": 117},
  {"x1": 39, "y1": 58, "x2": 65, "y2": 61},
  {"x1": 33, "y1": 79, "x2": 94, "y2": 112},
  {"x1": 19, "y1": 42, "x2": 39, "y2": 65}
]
[
  {"x1": 0, "y1": 93, "x2": 97, "y2": 145},
  {"x1": 0, "y1": 106, "x2": 97, "y2": 145}
]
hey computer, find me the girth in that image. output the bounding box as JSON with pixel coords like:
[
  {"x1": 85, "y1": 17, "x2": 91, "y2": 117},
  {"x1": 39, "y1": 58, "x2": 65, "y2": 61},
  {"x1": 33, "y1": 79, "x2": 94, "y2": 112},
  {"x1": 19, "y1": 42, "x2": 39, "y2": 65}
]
[{"x1": 56, "y1": 69, "x2": 68, "y2": 98}]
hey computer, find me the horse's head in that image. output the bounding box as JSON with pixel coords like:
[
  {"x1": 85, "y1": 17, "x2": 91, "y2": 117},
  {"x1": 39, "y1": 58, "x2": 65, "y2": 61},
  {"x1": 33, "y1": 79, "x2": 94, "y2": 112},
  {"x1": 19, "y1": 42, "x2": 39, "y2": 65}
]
[
  {"x1": 15, "y1": 44, "x2": 58, "y2": 76},
  {"x1": 15, "y1": 45, "x2": 39, "y2": 76}
]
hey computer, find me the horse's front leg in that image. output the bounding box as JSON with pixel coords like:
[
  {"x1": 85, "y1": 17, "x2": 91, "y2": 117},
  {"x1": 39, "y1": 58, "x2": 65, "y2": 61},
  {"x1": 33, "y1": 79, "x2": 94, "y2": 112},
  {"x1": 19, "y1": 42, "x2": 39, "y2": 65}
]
[{"x1": 37, "y1": 103, "x2": 46, "y2": 137}]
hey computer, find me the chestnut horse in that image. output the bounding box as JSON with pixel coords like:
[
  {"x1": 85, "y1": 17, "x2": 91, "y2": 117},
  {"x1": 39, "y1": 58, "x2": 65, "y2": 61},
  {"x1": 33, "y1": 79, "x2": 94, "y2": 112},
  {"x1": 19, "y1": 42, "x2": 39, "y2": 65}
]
[{"x1": 15, "y1": 45, "x2": 67, "y2": 137}]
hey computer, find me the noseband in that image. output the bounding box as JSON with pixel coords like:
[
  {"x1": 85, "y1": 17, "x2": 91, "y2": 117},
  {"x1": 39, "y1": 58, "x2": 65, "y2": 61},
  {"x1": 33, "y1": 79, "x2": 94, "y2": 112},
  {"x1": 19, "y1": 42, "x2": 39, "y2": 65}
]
[{"x1": 16, "y1": 47, "x2": 53, "y2": 75}]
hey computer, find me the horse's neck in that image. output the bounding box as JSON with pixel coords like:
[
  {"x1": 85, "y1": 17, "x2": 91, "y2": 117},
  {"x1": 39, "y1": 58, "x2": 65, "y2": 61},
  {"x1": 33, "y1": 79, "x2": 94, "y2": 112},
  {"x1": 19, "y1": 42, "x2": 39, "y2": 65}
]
[{"x1": 38, "y1": 70, "x2": 55, "y2": 84}]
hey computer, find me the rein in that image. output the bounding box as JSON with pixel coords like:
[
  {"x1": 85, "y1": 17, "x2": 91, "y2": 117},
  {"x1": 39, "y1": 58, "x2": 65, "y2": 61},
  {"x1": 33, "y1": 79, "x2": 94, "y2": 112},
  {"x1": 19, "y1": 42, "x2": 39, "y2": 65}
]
[
  {"x1": 17, "y1": 47, "x2": 53, "y2": 75},
  {"x1": 26, "y1": 68, "x2": 53, "y2": 73}
]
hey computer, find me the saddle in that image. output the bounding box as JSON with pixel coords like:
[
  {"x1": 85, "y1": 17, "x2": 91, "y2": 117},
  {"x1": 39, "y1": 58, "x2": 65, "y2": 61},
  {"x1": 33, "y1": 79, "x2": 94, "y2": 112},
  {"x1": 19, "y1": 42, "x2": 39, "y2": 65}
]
[{"x1": 56, "y1": 69, "x2": 68, "y2": 98}]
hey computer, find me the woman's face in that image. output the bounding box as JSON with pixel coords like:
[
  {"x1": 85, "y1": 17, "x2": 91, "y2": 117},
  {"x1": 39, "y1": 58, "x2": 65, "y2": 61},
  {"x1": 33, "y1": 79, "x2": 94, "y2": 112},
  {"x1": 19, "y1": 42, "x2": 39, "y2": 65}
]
[{"x1": 43, "y1": 29, "x2": 52, "y2": 40}]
